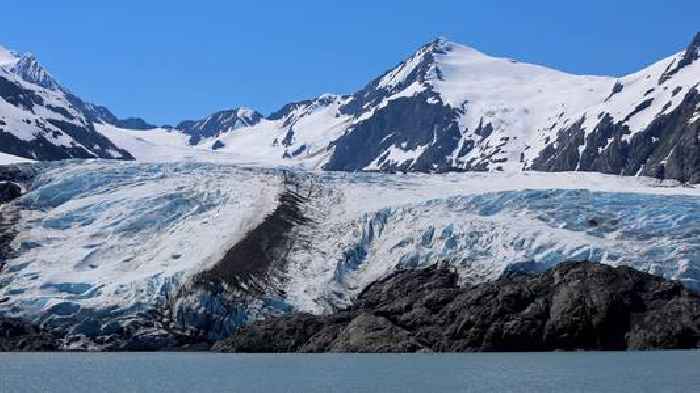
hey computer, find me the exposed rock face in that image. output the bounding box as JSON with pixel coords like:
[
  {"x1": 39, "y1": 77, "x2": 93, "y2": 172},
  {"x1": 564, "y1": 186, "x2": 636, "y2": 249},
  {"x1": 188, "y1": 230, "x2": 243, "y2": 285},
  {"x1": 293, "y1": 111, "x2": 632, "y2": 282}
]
[
  {"x1": 324, "y1": 39, "x2": 465, "y2": 173},
  {"x1": 0, "y1": 317, "x2": 60, "y2": 352},
  {"x1": 0, "y1": 48, "x2": 152, "y2": 161},
  {"x1": 325, "y1": 91, "x2": 462, "y2": 172},
  {"x1": 0, "y1": 70, "x2": 134, "y2": 161},
  {"x1": 659, "y1": 32, "x2": 700, "y2": 84},
  {"x1": 214, "y1": 262, "x2": 700, "y2": 352},
  {"x1": 177, "y1": 107, "x2": 263, "y2": 145},
  {"x1": 0, "y1": 164, "x2": 36, "y2": 191},
  {"x1": 532, "y1": 88, "x2": 700, "y2": 183},
  {"x1": 0, "y1": 181, "x2": 21, "y2": 204},
  {"x1": 0, "y1": 164, "x2": 35, "y2": 261},
  {"x1": 8, "y1": 53, "x2": 62, "y2": 91},
  {"x1": 0, "y1": 316, "x2": 209, "y2": 352}
]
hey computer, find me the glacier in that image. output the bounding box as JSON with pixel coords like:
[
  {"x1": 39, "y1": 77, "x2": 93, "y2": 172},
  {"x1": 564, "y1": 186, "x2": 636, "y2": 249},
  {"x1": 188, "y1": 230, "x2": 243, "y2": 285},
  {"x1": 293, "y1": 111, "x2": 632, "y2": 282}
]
[{"x1": 1, "y1": 160, "x2": 699, "y2": 346}]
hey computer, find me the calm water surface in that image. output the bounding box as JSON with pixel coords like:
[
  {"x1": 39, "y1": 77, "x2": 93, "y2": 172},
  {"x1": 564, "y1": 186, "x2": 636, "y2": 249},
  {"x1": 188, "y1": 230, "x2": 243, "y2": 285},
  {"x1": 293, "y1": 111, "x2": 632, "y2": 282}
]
[{"x1": 1, "y1": 352, "x2": 698, "y2": 393}]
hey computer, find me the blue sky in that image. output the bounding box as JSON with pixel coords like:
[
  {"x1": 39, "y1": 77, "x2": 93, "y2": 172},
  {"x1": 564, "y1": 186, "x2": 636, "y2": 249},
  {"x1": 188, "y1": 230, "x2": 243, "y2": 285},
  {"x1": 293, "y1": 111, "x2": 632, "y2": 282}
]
[{"x1": 2, "y1": 1, "x2": 699, "y2": 124}]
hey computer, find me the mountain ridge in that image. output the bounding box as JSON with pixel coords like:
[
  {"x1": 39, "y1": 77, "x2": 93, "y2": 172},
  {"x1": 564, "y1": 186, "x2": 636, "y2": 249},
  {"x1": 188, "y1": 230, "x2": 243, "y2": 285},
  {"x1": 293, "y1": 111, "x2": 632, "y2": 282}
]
[
  {"x1": 0, "y1": 44, "x2": 156, "y2": 132},
  {"x1": 1, "y1": 34, "x2": 699, "y2": 182}
]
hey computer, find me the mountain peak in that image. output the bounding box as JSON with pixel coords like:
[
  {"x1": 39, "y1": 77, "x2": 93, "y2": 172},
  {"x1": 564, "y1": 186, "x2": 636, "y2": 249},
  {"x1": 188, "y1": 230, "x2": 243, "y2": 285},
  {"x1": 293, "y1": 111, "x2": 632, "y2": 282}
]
[
  {"x1": 371, "y1": 38, "x2": 454, "y2": 91},
  {"x1": 235, "y1": 106, "x2": 260, "y2": 118},
  {"x1": 425, "y1": 36, "x2": 449, "y2": 51},
  {"x1": 0, "y1": 46, "x2": 64, "y2": 91},
  {"x1": 10, "y1": 53, "x2": 63, "y2": 91},
  {"x1": 176, "y1": 106, "x2": 264, "y2": 144}
]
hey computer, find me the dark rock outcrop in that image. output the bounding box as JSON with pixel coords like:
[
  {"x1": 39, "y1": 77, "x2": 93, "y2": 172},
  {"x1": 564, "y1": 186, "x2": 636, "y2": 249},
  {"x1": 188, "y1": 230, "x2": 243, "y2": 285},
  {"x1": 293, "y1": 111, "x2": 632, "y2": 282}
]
[
  {"x1": 325, "y1": 90, "x2": 462, "y2": 172},
  {"x1": 0, "y1": 316, "x2": 210, "y2": 352},
  {"x1": 532, "y1": 86, "x2": 700, "y2": 183},
  {"x1": 0, "y1": 317, "x2": 60, "y2": 352},
  {"x1": 0, "y1": 164, "x2": 36, "y2": 261},
  {"x1": 659, "y1": 32, "x2": 700, "y2": 84},
  {"x1": 0, "y1": 181, "x2": 21, "y2": 204},
  {"x1": 322, "y1": 39, "x2": 466, "y2": 173},
  {"x1": 214, "y1": 262, "x2": 700, "y2": 352},
  {"x1": 531, "y1": 33, "x2": 700, "y2": 183}
]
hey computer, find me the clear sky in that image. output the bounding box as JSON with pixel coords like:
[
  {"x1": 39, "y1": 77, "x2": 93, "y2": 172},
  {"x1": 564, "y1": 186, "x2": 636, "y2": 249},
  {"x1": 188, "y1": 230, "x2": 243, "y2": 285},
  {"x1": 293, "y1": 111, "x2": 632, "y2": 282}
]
[{"x1": 2, "y1": 0, "x2": 699, "y2": 125}]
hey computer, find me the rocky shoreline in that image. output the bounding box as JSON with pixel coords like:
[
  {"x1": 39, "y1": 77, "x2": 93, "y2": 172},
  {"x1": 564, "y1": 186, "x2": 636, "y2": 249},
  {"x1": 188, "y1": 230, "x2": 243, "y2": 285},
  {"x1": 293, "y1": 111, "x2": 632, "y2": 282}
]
[
  {"x1": 214, "y1": 262, "x2": 700, "y2": 352},
  {"x1": 3, "y1": 262, "x2": 700, "y2": 352},
  {"x1": 0, "y1": 317, "x2": 60, "y2": 352}
]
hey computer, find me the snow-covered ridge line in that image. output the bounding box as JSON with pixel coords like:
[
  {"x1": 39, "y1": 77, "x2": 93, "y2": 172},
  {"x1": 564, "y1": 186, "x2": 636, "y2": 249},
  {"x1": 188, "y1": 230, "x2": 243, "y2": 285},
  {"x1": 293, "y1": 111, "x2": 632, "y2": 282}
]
[
  {"x1": 2, "y1": 34, "x2": 700, "y2": 183},
  {"x1": 122, "y1": 33, "x2": 697, "y2": 182}
]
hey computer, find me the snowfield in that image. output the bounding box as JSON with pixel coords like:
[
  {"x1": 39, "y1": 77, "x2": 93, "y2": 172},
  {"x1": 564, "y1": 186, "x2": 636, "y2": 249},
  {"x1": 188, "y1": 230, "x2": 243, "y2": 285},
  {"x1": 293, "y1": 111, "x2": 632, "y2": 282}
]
[{"x1": 1, "y1": 161, "x2": 699, "y2": 340}]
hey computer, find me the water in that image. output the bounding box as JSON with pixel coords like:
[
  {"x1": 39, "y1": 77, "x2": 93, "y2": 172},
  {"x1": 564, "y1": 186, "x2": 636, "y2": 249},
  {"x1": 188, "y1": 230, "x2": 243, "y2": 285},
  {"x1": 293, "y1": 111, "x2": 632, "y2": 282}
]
[{"x1": 1, "y1": 352, "x2": 699, "y2": 393}]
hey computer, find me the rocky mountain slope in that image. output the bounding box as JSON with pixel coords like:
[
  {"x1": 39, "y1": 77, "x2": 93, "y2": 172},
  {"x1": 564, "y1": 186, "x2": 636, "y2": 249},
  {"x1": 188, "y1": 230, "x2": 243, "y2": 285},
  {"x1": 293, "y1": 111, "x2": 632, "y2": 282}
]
[
  {"x1": 0, "y1": 46, "x2": 155, "y2": 133},
  {"x1": 532, "y1": 33, "x2": 700, "y2": 183},
  {"x1": 0, "y1": 67, "x2": 132, "y2": 160},
  {"x1": 176, "y1": 107, "x2": 263, "y2": 145},
  {"x1": 214, "y1": 262, "x2": 700, "y2": 352},
  {"x1": 0, "y1": 45, "x2": 154, "y2": 162}
]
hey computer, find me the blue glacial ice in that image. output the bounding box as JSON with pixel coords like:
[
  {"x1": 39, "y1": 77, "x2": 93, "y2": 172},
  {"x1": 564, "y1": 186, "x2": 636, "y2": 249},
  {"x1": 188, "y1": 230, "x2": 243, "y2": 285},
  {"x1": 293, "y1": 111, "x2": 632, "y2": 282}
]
[{"x1": 1, "y1": 161, "x2": 699, "y2": 338}]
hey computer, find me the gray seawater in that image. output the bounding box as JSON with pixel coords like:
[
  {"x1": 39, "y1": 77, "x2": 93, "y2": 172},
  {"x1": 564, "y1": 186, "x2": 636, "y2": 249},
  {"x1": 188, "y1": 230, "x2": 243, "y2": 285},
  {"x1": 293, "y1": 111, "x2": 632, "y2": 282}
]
[{"x1": 1, "y1": 352, "x2": 699, "y2": 393}]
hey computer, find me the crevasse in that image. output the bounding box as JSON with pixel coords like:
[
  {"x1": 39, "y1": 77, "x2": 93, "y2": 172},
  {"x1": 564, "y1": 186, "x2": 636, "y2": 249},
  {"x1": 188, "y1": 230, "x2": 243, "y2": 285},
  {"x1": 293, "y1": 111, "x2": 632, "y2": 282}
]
[{"x1": 1, "y1": 161, "x2": 699, "y2": 341}]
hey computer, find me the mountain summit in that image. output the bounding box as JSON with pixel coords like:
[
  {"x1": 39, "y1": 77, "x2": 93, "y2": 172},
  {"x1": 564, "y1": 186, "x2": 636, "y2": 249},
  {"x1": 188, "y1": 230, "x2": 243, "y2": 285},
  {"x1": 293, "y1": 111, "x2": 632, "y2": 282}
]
[{"x1": 9, "y1": 52, "x2": 62, "y2": 91}]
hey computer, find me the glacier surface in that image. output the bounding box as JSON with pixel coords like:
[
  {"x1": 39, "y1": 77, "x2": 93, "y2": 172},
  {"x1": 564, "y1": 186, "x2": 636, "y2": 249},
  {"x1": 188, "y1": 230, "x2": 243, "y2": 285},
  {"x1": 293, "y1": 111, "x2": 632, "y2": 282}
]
[{"x1": 1, "y1": 161, "x2": 699, "y2": 341}]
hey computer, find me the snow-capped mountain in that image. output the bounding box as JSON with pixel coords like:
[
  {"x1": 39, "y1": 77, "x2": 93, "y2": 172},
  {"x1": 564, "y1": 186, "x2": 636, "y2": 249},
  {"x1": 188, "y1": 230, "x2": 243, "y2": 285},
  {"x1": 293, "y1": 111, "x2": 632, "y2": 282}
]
[
  {"x1": 531, "y1": 33, "x2": 700, "y2": 183},
  {"x1": 326, "y1": 38, "x2": 614, "y2": 172},
  {"x1": 0, "y1": 46, "x2": 155, "y2": 131},
  {"x1": 188, "y1": 94, "x2": 353, "y2": 164},
  {"x1": 0, "y1": 59, "x2": 132, "y2": 160},
  {"x1": 177, "y1": 107, "x2": 264, "y2": 145},
  {"x1": 5, "y1": 52, "x2": 63, "y2": 92},
  {"x1": 145, "y1": 38, "x2": 612, "y2": 173},
  {"x1": 128, "y1": 32, "x2": 696, "y2": 182},
  {"x1": 1, "y1": 34, "x2": 699, "y2": 182},
  {"x1": 0, "y1": 44, "x2": 158, "y2": 161}
]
